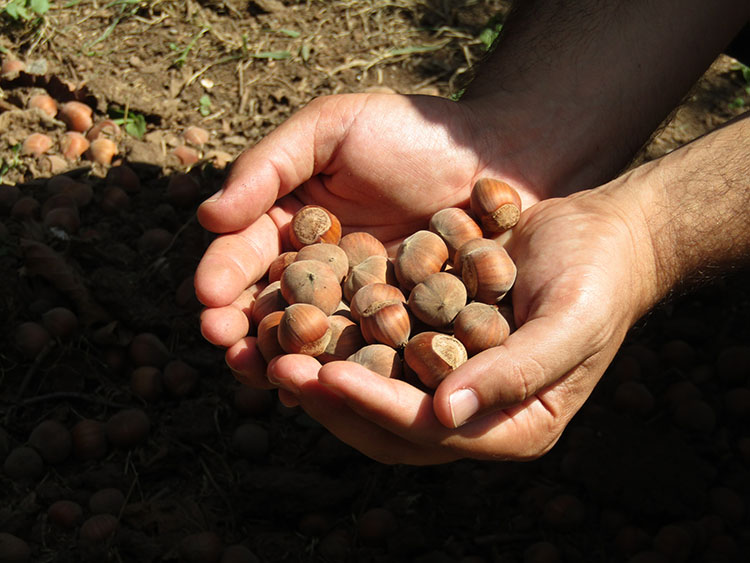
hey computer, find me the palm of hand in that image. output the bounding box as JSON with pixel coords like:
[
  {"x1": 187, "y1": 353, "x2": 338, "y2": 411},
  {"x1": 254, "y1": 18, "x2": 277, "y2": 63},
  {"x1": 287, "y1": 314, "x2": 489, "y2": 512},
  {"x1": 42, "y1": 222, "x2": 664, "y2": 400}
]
[{"x1": 264, "y1": 189, "x2": 657, "y2": 464}]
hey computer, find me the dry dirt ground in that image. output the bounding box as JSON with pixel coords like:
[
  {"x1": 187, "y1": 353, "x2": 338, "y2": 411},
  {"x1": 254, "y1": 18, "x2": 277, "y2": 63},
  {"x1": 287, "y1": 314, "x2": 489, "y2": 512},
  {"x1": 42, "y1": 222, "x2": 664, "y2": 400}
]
[{"x1": 1, "y1": 2, "x2": 750, "y2": 562}]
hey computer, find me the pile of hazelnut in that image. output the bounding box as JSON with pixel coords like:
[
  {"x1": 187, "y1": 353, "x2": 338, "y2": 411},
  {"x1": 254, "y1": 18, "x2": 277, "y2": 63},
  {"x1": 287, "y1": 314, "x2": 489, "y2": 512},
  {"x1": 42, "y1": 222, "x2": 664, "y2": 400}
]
[{"x1": 249, "y1": 178, "x2": 521, "y2": 390}]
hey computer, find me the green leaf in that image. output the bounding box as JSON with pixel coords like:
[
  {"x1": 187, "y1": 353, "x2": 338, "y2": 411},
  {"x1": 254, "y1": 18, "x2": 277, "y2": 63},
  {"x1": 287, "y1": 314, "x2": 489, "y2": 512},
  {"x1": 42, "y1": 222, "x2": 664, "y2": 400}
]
[
  {"x1": 278, "y1": 28, "x2": 300, "y2": 38},
  {"x1": 5, "y1": 0, "x2": 30, "y2": 20},
  {"x1": 124, "y1": 113, "x2": 147, "y2": 138},
  {"x1": 199, "y1": 95, "x2": 211, "y2": 117},
  {"x1": 300, "y1": 43, "x2": 311, "y2": 62},
  {"x1": 30, "y1": 0, "x2": 49, "y2": 15},
  {"x1": 251, "y1": 50, "x2": 291, "y2": 60}
]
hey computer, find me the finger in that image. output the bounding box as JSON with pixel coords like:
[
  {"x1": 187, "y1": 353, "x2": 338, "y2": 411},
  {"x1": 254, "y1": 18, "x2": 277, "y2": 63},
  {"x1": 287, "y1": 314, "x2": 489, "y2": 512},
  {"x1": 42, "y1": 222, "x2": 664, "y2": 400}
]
[
  {"x1": 268, "y1": 355, "x2": 458, "y2": 464},
  {"x1": 197, "y1": 97, "x2": 339, "y2": 234},
  {"x1": 199, "y1": 285, "x2": 258, "y2": 348},
  {"x1": 317, "y1": 360, "x2": 562, "y2": 460},
  {"x1": 225, "y1": 336, "x2": 274, "y2": 390},
  {"x1": 194, "y1": 213, "x2": 282, "y2": 307},
  {"x1": 432, "y1": 308, "x2": 608, "y2": 429}
]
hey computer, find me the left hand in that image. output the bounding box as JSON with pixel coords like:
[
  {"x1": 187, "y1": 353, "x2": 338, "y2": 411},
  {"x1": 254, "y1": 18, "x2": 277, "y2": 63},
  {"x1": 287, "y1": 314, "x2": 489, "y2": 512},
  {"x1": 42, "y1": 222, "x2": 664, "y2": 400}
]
[{"x1": 260, "y1": 171, "x2": 661, "y2": 464}]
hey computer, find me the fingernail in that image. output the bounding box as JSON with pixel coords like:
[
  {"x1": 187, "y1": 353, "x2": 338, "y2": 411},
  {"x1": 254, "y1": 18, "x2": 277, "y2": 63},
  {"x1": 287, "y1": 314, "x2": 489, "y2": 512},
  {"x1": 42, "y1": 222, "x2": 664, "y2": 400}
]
[
  {"x1": 449, "y1": 388, "x2": 480, "y2": 428},
  {"x1": 203, "y1": 188, "x2": 223, "y2": 204}
]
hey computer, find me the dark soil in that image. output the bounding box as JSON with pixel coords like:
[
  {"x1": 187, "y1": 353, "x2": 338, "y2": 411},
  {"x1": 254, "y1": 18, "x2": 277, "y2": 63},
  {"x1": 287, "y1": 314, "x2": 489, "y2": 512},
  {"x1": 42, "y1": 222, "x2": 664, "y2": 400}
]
[{"x1": 1, "y1": 2, "x2": 750, "y2": 562}]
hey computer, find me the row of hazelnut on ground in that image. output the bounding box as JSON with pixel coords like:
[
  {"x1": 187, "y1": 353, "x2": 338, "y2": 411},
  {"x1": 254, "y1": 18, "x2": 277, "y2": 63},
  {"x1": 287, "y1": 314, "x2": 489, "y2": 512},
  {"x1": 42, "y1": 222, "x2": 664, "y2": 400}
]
[
  {"x1": 212, "y1": 178, "x2": 523, "y2": 390},
  {"x1": 18, "y1": 93, "x2": 211, "y2": 168}
]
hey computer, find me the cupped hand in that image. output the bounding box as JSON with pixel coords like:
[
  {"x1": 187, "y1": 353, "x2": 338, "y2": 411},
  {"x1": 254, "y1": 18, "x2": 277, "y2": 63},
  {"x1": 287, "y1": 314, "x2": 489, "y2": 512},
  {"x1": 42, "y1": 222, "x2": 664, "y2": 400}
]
[
  {"x1": 261, "y1": 170, "x2": 662, "y2": 464},
  {"x1": 195, "y1": 92, "x2": 541, "y2": 361}
]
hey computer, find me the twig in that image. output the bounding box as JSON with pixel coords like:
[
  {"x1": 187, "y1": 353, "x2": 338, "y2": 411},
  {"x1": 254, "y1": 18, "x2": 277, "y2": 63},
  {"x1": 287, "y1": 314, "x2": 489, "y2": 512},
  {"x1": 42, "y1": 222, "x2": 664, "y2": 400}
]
[
  {"x1": 17, "y1": 391, "x2": 131, "y2": 409},
  {"x1": 15, "y1": 341, "x2": 56, "y2": 402}
]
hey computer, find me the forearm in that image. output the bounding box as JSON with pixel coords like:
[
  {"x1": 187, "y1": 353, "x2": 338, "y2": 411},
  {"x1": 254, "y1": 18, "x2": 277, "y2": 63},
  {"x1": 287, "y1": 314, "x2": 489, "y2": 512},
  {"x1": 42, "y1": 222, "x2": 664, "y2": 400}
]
[
  {"x1": 460, "y1": 0, "x2": 750, "y2": 198},
  {"x1": 624, "y1": 112, "x2": 750, "y2": 309}
]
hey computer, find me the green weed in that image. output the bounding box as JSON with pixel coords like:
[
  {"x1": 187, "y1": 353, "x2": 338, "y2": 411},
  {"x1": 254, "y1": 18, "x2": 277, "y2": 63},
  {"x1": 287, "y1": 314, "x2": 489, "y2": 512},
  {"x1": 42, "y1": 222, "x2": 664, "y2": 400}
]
[
  {"x1": 1, "y1": 0, "x2": 49, "y2": 22},
  {"x1": 108, "y1": 106, "x2": 147, "y2": 139}
]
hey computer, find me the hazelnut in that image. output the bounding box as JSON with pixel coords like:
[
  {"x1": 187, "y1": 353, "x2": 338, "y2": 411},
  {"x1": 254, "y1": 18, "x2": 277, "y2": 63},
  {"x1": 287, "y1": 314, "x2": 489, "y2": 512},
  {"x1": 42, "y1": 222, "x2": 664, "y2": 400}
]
[
  {"x1": 459, "y1": 244, "x2": 517, "y2": 304},
  {"x1": 255, "y1": 310, "x2": 285, "y2": 362},
  {"x1": 407, "y1": 271, "x2": 467, "y2": 329},
  {"x1": 394, "y1": 230, "x2": 449, "y2": 291},
  {"x1": 251, "y1": 281, "x2": 288, "y2": 326},
  {"x1": 453, "y1": 302, "x2": 510, "y2": 355},
  {"x1": 318, "y1": 315, "x2": 366, "y2": 363},
  {"x1": 183, "y1": 125, "x2": 210, "y2": 147},
  {"x1": 48, "y1": 500, "x2": 84, "y2": 529},
  {"x1": 404, "y1": 331, "x2": 468, "y2": 388},
  {"x1": 59, "y1": 101, "x2": 94, "y2": 133},
  {"x1": 288, "y1": 205, "x2": 342, "y2": 249},
  {"x1": 277, "y1": 303, "x2": 332, "y2": 356},
  {"x1": 28, "y1": 419, "x2": 72, "y2": 465},
  {"x1": 22, "y1": 132, "x2": 53, "y2": 157},
  {"x1": 349, "y1": 283, "x2": 406, "y2": 322},
  {"x1": 71, "y1": 419, "x2": 107, "y2": 460},
  {"x1": 280, "y1": 259, "x2": 342, "y2": 316},
  {"x1": 106, "y1": 408, "x2": 150, "y2": 448},
  {"x1": 86, "y1": 119, "x2": 121, "y2": 141},
  {"x1": 296, "y1": 242, "x2": 349, "y2": 283},
  {"x1": 60, "y1": 131, "x2": 90, "y2": 160},
  {"x1": 347, "y1": 344, "x2": 403, "y2": 379},
  {"x1": 79, "y1": 514, "x2": 118, "y2": 545},
  {"x1": 429, "y1": 207, "x2": 483, "y2": 261},
  {"x1": 343, "y1": 255, "x2": 397, "y2": 301},
  {"x1": 267, "y1": 251, "x2": 297, "y2": 283},
  {"x1": 88, "y1": 138, "x2": 118, "y2": 165},
  {"x1": 338, "y1": 232, "x2": 388, "y2": 270},
  {"x1": 28, "y1": 93, "x2": 58, "y2": 117},
  {"x1": 359, "y1": 300, "x2": 411, "y2": 349},
  {"x1": 452, "y1": 238, "x2": 499, "y2": 277},
  {"x1": 470, "y1": 178, "x2": 522, "y2": 233}
]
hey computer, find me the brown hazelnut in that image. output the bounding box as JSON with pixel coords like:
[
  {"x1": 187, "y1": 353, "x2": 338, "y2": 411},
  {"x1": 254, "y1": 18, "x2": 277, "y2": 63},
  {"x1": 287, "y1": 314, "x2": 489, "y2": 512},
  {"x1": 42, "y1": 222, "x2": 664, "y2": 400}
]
[
  {"x1": 79, "y1": 514, "x2": 118, "y2": 545},
  {"x1": 342, "y1": 255, "x2": 397, "y2": 301},
  {"x1": 407, "y1": 271, "x2": 467, "y2": 329},
  {"x1": 453, "y1": 302, "x2": 510, "y2": 355},
  {"x1": 359, "y1": 300, "x2": 411, "y2": 349},
  {"x1": 88, "y1": 138, "x2": 118, "y2": 166},
  {"x1": 251, "y1": 281, "x2": 288, "y2": 326},
  {"x1": 86, "y1": 119, "x2": 121, "y2": 142},
  {"x1": 28, "y1": 419, "x2": 71, "y2": 465},
  {"x1": 289, "y1": 205, "x2": 341, "y2": 249},
  {"x1": 429, "y1": 207, "x2": 483, "y2": 261},
  {"x1": 163, "y1": 359, "x2": 199, "y2": 397},
  {"x1": 404, "y1": 331, "x2": 468, "y2": 389},
  {"x1": 60, "y1": 131, "x2": 90, "y2": 160},
  {"x1": 106, "y1": 408, "x2": 150, "y2": 448},
  {"x1": 28, "y1": 93, "x2": 58, "y2": 117},
  {"x1": 296, "y1": 242, "x2": 349, "y2": 283},
  {"x1": 347, "y1": 344, "x2": 403, "y2": 379},
  {"x1": 338, "y1": 232, "x2": 388, "y2": 270},
  {"x1": 183, "y1": 125, "x2": 210, "y2": 146},
  {"x1": 22, "y1": 132, "x2": 53, "y2": 157},
  {"x1": 71, "y1": 419, "x2": 108, "y2": 460},
  {"x1": 470, "y1": 178, "x2": 522, "y2": 233},
  {"x1": 255, "y1": 310, "x2": 285, "y2": 362},
  {"x1": 394, "y1": 230, "x2": 449, "y2": 291},
  {"x1": 277, "y1": 303, "x2": 331, "y2": 356},
  {"x1": 280, "y1": 259, "x2": 342, "y2": 316},
  {"x1": 452, "y1": 238, "x2": 498, "y2": 277},
  {"x1": 48, "y1": 500, "x2": 84, "y2": 529},
  {"x1": 318, "y1": 315, "x2": 366, "y2": 362},
  {"x1": 267, "y1": 251, "x2": 297, "y2": 283},
  {"x1": 59, "y1": 101, "x2": 94, "y2": 133},
  {"x1": 459, "y1": 244, "x2": 517, "y2": 304},
  {"x1": 349, "y1": 283, "x2": 406, "y2": 322}
]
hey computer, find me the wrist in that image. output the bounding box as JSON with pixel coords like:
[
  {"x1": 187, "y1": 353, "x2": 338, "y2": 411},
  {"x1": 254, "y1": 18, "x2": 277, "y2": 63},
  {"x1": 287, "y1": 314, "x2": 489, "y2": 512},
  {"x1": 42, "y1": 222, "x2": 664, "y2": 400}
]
[{"x1": 603, "y1": 113, "x2": 750, "y2": 312}]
